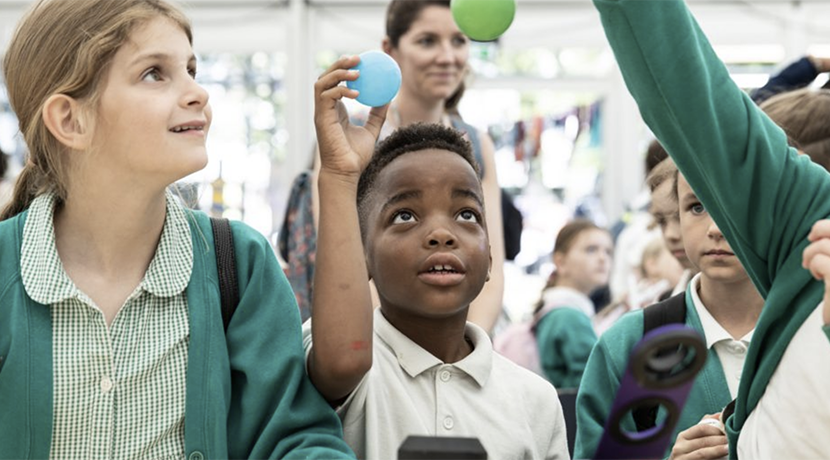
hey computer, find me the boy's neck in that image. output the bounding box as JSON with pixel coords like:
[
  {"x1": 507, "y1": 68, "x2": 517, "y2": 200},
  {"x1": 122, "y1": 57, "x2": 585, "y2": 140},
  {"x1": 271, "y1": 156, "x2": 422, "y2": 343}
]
[
  {"x1": 697, "y1": 275, "x2": 763, "y2": 340},
  {"x1": 380, "y1": 307, "x2": 474, "y2": 364}
]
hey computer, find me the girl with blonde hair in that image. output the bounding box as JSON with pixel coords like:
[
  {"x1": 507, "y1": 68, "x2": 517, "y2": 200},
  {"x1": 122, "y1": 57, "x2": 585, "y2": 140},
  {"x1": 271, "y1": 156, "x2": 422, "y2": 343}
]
[{"x1": 0, "y1": 1, "x2": 353, "y2": 458}]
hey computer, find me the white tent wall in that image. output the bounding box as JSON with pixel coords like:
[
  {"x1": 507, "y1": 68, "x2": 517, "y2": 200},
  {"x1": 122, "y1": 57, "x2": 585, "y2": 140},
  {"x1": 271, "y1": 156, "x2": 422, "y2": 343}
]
[{"x1": 1, "y1": 0, "x2": 829, "y2": 225}]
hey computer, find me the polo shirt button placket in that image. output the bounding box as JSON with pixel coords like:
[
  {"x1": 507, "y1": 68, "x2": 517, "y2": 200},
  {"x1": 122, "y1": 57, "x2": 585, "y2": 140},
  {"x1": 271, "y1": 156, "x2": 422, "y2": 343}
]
[
  {"x1": 440, "y1": 370, "x2": 451, "y2": 382},
  {"x1": 443, "y1": 416, "x2": 454, "y2": 430}
]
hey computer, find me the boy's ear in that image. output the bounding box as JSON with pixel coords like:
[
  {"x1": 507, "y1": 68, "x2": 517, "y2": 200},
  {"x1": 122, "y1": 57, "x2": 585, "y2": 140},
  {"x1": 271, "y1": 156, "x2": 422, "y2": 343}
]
[
  {"x1": 486, "y1": 248, "x2": 493, "y2": 282},
  {"x1": 365, "y1": 257, "x2": 373, "y2": 282},
  {"x1": 42, "y1": 94, "x2": 90, "y2": 151}
]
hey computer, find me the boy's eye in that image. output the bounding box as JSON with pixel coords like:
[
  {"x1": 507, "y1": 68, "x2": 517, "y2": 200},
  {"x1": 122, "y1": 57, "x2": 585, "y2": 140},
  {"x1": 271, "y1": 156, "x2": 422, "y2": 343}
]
[
  {"x1": 457, "y1": 210, "x2": 479, "y2": 223},
  {"x1": 690, "y1": 203, "x2": 706, "y2": 215},
  {"x1": 392, "y1": 211, "x2": 416, "y2": 224},
  {"x1": 188, "y1": 66, "x2": 197, "y2": 79},
  {"x1": 142, "y1": 68, "x2": 162, "y2": 82}
]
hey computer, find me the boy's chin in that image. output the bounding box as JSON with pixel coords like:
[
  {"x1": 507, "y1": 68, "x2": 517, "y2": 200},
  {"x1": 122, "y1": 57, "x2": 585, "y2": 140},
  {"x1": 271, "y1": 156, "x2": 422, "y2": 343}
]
[{"x1": 385, "y1": 304, "x2": 471, "y2": 321}]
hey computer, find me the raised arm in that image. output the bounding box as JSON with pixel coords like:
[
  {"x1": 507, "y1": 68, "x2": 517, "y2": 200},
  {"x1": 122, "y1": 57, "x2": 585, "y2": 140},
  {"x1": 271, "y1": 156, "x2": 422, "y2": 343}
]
[
  {"x1": 309, "y1": 55, "x2": 389, "y2": 402},
  {"x1": 593, "y1": 0, "x2": 830, "y2": 295}
]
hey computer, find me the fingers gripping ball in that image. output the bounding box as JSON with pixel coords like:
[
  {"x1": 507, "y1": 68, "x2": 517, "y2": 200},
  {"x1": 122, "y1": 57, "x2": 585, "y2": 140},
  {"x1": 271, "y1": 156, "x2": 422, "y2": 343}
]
[
  {"x1": 346, "y1": 51, "x2": 402, "y2": 107},
  {"x1": 451, "y1": 0, "x2": 516, "y2": 42}
]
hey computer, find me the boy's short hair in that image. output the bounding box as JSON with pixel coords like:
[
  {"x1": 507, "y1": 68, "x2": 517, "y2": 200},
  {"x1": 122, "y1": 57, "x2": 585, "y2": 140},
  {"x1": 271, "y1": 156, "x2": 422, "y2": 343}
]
[
  {"x1": 760, "y1": 88, "x2": 830, "y2": 173},
  {"x1": 644, "y1": 140, "x2": 669, "y2": 177},
  {"x1": 645, "y1": 157, "x2": 678, "y2": 194},
  {"x1": 356, "y1": 123, "x2": 480, "y2": 239}
]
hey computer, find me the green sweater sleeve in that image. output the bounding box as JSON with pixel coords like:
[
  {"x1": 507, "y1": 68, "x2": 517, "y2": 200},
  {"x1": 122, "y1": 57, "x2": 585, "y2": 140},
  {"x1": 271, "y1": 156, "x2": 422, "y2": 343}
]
[
  {"x1": 225, "y1": 222, "x2": 355, "y2": 459},
  {"x1": 536, "y1": 308, "x2": 598, "y2": 389},
  {"x1": 593, "y1": 0, "x2": 830, "y2": 453},
  {"x1": 593, "y1": 0, "x2": 830, "y2": 293}
]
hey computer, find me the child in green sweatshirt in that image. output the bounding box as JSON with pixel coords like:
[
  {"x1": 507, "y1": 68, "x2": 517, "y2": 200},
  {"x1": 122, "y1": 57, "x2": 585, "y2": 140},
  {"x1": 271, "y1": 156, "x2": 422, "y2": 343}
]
[{"x1": 593, "y1": 0, "x2": 830, "y2": 458}]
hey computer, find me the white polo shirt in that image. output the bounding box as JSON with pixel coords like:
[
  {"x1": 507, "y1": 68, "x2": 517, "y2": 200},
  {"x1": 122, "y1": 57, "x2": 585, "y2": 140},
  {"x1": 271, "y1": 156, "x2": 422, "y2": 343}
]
[
  {"x1": 304, "y1": 309, "x2": 569, "y2": 460},
  {"x1": 689, "y1": 274, "x2": 754, "y2": 399},
  {"x1": 738, "y1": 303, "x2": 830, "y2": 459}
]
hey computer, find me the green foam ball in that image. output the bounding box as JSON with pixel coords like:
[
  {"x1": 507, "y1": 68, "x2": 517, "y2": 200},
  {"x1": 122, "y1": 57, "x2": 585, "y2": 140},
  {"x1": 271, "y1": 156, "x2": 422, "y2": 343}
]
[{"x1": 451, "y1": 0, "x2": 516, "y2": 42}]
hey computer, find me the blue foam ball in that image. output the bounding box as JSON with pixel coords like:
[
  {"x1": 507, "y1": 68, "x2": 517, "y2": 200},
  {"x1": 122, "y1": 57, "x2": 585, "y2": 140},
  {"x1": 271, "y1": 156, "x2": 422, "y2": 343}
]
[{"x1": 346, "y1": 51, "x2": 402, "y2": 107}]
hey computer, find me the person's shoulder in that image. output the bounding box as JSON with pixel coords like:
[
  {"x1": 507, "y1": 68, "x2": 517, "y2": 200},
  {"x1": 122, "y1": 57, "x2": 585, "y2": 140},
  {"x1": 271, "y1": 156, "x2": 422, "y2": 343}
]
[
  {"x1": 0, "y1": 211, "x2": 25, "y2": 295},
  {"x1": 597, "y1": 309, "x2": 644, "y2": 348},
  {"x1": 0, "y1": 210, "x2": 23, "y2": 235},
  {"x1": 449, "y1": 115, "x2": 479, "y2": 133},
  {"x1": 537, "y1": 305, "x2": 594, "y2": 332},
  {"x1": 488, "y1": 354, "x2": 566, "y2": 431},
  {"x1": 550, "y1": 306, "x2": 592, "y2": 321},
  {"x1": 186, "y1": 209, "x2": 271, "y2": 251},
  {"x1": 0, "y1": 211, "x2": 24, "y2": 256},
  {"x1": 490, "y1": 352, "x2": 558, "y2": 397},
  {"x1": 227, "y1": 219, "x2": 271, "y2": 248}
]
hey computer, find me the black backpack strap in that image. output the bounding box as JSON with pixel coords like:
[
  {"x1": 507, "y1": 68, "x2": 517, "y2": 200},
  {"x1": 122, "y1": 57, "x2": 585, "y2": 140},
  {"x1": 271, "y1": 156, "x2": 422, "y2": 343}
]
[
  {"x1": 210, "y1": 217, "x2": 239, "y2": 332},
  {"x1": 633, "y1": 292, "x2": 687, "y2": 431},
  {"x1": 642, "y1": 292, "x2": 687, "y2": 336}
]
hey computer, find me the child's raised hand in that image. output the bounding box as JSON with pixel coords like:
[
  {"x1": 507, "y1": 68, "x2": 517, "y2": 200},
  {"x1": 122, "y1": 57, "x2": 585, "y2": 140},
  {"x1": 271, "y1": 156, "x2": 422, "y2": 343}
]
[
  {"x1": 668, "y1": 414, "x2": 728, "y2": 460},
  {"x1": 313, "y1": 55, "x2": 389, "y2": 179},
  {"x1": 803, "y1": 219, "x2": 830, "y2": 325}
]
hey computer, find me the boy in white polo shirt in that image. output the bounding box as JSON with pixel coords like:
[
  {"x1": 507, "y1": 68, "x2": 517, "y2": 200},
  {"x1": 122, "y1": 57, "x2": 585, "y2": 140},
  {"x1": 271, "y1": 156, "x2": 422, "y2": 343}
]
[{"x1": 303, "y1": 55, "x2": 569, "y2": 460}]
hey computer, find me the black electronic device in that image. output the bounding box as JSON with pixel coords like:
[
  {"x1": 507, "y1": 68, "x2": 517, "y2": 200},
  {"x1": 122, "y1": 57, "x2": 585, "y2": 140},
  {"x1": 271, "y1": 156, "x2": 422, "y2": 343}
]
[{"x1": 398, "y1": 435, "x2": 487, "y2": 460}]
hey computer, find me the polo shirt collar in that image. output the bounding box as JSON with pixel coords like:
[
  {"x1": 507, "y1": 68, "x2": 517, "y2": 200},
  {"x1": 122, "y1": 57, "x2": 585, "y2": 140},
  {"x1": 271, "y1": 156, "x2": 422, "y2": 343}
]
[
  {"x1": 541, "y1": 286, "x2": 595, "y2": 318},
  {"x1": 142, "y1": 191, "x2": 193, "y2": 297},
  {"x1": 21, "y1": 190, "x2": 193, "y2": 305},
  {"x1": 689, "y1": 273, "x2": 754, "y2": 349},
  {"x1": 374, "y1": 308, "x2": 493, "y2": 387},
  {"x1": 21, "y1": 193, "x2": 76, "y2": 305}
]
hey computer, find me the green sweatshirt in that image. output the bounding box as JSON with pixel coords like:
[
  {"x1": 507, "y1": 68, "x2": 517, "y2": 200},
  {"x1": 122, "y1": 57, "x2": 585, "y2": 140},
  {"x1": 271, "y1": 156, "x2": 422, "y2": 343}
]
[
  {"x1": 574, "y1": 292, "x2": 732, "y2": 460},
  {"x1": 536, "y1": 307, "x2": 597, "y2": 389},
  {"x1": 0, "y1": 209, "x2": 354, "y2": 459},
  {"x1": 594, "y1": 0, "x2": 830, "y2": 456}
]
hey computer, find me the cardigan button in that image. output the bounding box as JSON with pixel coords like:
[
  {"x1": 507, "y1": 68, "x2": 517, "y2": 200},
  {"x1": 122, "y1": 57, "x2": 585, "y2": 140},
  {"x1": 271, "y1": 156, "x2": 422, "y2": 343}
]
[{"x1": 189, "y1": 451, "x2": 205, "y2": 460}]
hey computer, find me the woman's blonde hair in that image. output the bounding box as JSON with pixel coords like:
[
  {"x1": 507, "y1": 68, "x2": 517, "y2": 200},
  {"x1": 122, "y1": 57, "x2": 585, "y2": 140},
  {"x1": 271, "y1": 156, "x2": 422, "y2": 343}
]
[
  {"x1": 760, "y1": 88, "x2": 830, "y2": 173},
  {"x1": 1, "y1": 0, "x2": 191, "y2": 220}
]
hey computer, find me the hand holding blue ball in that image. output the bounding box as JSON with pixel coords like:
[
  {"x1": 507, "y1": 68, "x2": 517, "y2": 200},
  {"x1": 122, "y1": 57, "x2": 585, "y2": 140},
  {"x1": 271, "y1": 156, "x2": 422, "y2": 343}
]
[{"x1": 346, "y1": 51, "x2": 402, "y2": 108}]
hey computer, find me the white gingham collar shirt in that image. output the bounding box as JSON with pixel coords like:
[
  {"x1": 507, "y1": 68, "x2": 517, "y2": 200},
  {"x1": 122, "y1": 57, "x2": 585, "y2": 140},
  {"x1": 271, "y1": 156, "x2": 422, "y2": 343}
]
[{"x1": 21, "y1": 191, "x2": 193, "y2": 460}]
